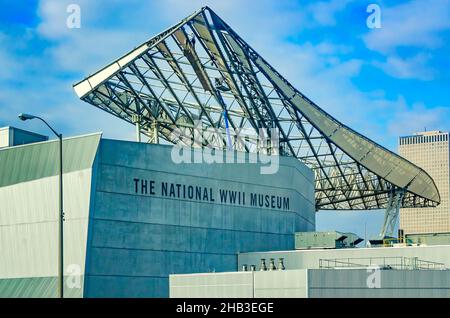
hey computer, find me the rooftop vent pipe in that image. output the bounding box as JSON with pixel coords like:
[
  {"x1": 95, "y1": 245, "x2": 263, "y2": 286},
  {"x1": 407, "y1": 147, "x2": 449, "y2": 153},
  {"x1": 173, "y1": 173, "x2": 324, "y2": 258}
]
[
  {"x1": 269, "y1": 258, "x2": 277, "y2": 271},
  {"x1": 260, "y1": 258, "x2": 267, "y2": 271},
  {"x1": 278, "y1": 258, "x2": 285, "y2": 270}
]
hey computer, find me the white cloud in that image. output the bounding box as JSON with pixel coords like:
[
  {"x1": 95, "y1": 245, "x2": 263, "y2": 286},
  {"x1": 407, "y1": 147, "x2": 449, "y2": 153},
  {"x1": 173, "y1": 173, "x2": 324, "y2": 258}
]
[
  {"x1": 315, "y1": 42, "x2": 353, "y2": 55},
  {"x1": 33, "y1": 0, "x2": 355, "y2": 76},
  {"x1": 373, "y1": 53, "x2": 435, "y2": 80},
  {"x1": 0, "y1": 33, "x2": 24, "y2": 80},
  {"x1": 32, "y1": 0, "x2": 367, "y2": 125},
  {"x1": 363, "y1": 0, "x2": 450, "y2": 53},
  {"x1": 47, "y1": 29, "x2": 150, "y2": 73},
  {"x1": 307, "y1": 0, "x2": 353, "y2": 26},
  {"x1": 37, "y1": 0, "x2": 70, "y2": 39},
  {"x1": 0, "y1": 75, "x2": 136, "y2": 140},
  {"x1": 363, "y1": 0, "x2": 450, "y2": 81},
  {"x1": 2, "y1": 0, "x2": 448, "y2": 150},
  {"x1": 388, "y1": 103, "x2": 450, "y2": 137}
]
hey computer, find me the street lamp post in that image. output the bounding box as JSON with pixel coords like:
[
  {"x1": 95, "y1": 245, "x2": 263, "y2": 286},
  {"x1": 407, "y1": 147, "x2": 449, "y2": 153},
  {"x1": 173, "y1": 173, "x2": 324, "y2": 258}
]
[{"x1": 18, "y1": 113, "x2": 64, "y2": 299}]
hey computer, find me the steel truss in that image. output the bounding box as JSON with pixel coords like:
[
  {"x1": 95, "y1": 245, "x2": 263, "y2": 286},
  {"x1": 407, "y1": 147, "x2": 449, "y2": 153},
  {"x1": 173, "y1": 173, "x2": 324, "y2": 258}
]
[{"x1": 74, "y1": 7, "x2": 440, "y2": 210}]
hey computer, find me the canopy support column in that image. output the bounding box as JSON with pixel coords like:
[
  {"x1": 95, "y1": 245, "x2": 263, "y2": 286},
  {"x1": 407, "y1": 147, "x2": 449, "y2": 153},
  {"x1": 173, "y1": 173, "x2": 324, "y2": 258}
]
[
  {"x1": 132, "y1": 114, "x2": 142, "y2": 143},
  {"x1": 148, "y1": 121, "x2": 159, "y2": 144},
  {"x1": 380, "y1": 188, "x2": 406, "y2": 239}
]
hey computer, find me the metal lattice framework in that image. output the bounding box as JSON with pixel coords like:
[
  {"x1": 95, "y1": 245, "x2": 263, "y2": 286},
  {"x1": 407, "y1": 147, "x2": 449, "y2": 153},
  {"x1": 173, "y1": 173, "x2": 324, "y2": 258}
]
[{"x1": 73, "y1": 7, "x2": 440, "y2": 210}]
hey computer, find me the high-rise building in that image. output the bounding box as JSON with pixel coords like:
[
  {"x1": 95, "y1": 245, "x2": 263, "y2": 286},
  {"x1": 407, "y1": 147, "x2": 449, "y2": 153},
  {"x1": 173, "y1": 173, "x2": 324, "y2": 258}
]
[{"x1": 399, "y1": 131, "x2": 450, "y2": 234}]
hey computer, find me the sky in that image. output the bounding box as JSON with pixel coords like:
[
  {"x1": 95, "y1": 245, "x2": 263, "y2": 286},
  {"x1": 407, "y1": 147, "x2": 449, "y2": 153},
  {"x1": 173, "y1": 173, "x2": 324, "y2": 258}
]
[{"x1": 1, "y1": 0, "x2": 449, "y2": 241}]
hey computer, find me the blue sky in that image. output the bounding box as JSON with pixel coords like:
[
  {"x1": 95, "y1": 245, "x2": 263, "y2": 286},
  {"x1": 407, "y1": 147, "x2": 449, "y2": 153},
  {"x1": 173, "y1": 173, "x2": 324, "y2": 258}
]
[{"x1": 1, "y1": 0, "x2": 450, "y2": 241}]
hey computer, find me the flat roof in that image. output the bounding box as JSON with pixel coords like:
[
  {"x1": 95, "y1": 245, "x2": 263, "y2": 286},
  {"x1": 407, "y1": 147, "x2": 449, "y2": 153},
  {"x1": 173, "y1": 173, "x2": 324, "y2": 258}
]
[{"x1": 0, "y1": 126, "x2": 49, "y2": 139}]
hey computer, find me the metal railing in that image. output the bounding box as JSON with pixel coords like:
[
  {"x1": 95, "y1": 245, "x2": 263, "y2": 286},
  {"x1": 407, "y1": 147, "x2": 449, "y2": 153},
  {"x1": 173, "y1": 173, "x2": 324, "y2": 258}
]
[{"x1": 319, "y1": 256, "x2": 446, "y2": 270}]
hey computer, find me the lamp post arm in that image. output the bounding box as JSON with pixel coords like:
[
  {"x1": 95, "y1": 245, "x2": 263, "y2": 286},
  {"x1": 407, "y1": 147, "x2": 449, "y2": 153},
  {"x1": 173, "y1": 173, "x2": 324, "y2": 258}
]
[{"x1": 33, "y1": 116, "x2": 60, "y2": 139}]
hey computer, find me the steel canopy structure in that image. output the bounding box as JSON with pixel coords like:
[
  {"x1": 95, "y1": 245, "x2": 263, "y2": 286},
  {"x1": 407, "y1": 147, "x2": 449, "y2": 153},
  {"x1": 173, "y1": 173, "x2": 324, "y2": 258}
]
[{"x1": 73, "y1": 7, "x2": 440, "y2": 211}]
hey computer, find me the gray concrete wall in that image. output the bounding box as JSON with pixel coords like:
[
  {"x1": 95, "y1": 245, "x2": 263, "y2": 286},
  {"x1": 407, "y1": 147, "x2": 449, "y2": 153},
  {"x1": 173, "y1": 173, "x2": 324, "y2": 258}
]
[
  {"x1": 84, "y1": 139, "x2": 315, "y2": 297},
  {"x1": 170, "y1": 272, "x2": 254, "y2": 298},
  {"x1": 170, "y1": 269, "x2": 450, "y2": 298},
  {"x1": 170, "y1": 270, "x2": 309, "y2": 298},
  {"x1": 308, "y1": 269, "x2": 450, "y2": 298},
  {"x1": 253, "y1": 269, "x2": 308, "y2": 298}
]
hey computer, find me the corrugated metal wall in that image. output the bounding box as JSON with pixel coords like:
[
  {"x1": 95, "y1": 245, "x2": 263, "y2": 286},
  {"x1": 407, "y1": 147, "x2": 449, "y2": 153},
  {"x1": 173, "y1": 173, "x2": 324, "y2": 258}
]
[{"x1": 0, "y1": 134, "x2": 101, "y2": 297}]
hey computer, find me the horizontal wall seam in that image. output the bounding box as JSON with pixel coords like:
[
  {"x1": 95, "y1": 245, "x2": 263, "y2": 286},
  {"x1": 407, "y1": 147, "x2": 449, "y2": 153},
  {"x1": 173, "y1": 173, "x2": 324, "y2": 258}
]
[{"x1": 90, "y1": 216, "x2": 312, "y2": 235}]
